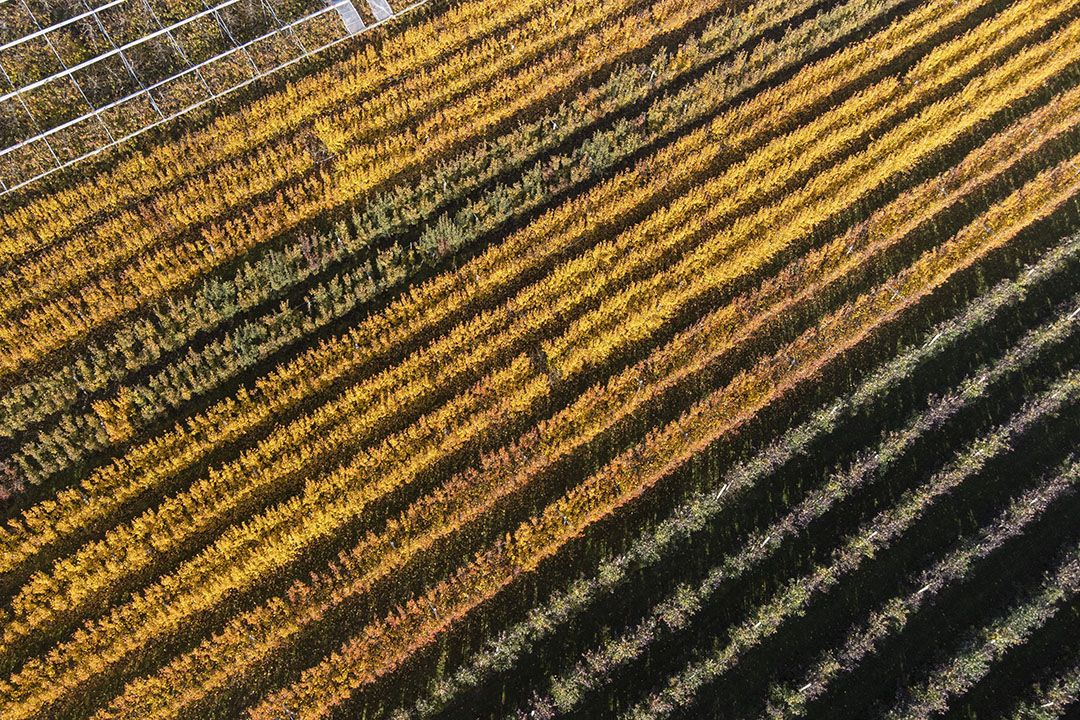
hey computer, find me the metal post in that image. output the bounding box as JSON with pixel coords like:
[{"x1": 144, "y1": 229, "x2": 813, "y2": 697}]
[
  {"x1": 139, "y1": 0, "x2": 213, "y2": 98},
  {"x1": 0, "y1": 0, "x2": 126, "y2": 52},
  {"x1": 20, "y1": 0, "x2": 116, "y2": 141},
  {"x1": 259, "y1": 0, "x2": 308, "y2": 54},
  {"x1": 80, "y1": 0, "x2": 167, "y2": 119},
  {"x1": 0, "y1": 57, "x2": 62, "y2": 166},
  {"x1": 1, "y1": 0, "x2": 425, "y2": 195},
  {"x1": 202, "y1": 0, "x2": 259, "y2": 74}
]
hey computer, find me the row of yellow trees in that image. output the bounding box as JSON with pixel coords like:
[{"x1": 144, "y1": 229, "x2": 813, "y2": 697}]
[
  {"x1": 0, "y1": 0, "x2": 933, "y2": 591},
  {"x1": 0, "y1": 0, "x2": 1011, "y2": 657},
  {"x1": 0, "y1": 0, "x2": 834, "y2": 489},
  {"x1": 0, "y1": 0, "x2": 539, "y2": 259},
  {"x1": 4, "y1": 3, "x2": 1076, "y2": 715},
  {"x1": 0, "y1": 0, "x2": 734, "y2": 379},
  {"x1": 386, "y1": 227, "x2": 1080, "y2": 720},
  {"x1": 106, "y1": 95, "x2": 1080, "y2": 720},
  {"x1": 0, "y1": 0, "x2": 636, "y2": 320},
  {"x1": 250, "y1": 147, "x2": 1080, "y2": 720},
  {"x1": 0, "y1": 0, "x2": 1002, "y2": 590}
]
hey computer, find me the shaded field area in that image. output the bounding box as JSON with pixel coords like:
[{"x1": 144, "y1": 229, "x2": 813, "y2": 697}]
[{"x1": 1, "y1": 0, "x2": 1079, "y2": 717}]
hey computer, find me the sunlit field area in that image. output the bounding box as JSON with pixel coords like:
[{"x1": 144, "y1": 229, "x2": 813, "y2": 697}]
[{"x1": 1, "y1": 0, "x2": 1079, "y2": 718}]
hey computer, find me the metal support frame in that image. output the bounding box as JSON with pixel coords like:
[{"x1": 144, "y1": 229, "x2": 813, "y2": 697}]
[
  {"x1": 2, "y1": 0, "x2": 348, "y2": 162},
  {"x1": 0, "y1": 56, "x2": 62, "y2": 167},
  {"x1": 19, "y1": 0, "x2": 116, "y2": 142},
  {"x1": 1, "y1": 0, "x2": 427, "y2": 195},
  {"x1": 0, "y1": 0, "x2": 125, "y2": 52},
  {"x1": 0, "y1": 0, "x2": 239, "y2": 103},
  {"x1": 138, "y1": 0, "x2": 213, "y2": 98},
  {"x1": 81, "y1": 0, "x2": 167, "y2": 118},
  {"x1": 259, "y1": 0, "x2": 309, "y2": 55},
  {"x1": 202, "y1": 0, "x2": 259, "y2": 74}
]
